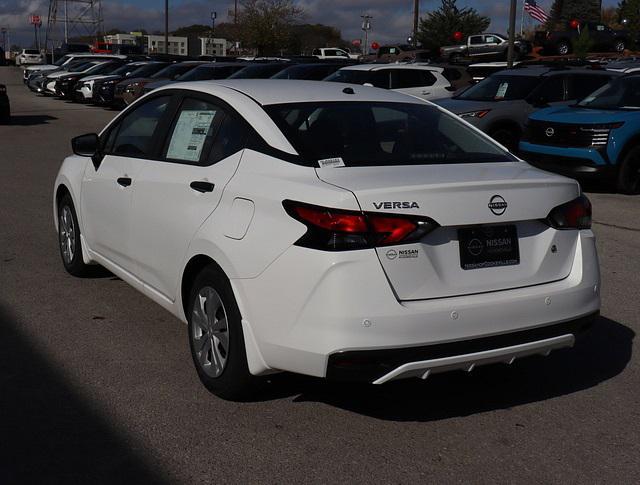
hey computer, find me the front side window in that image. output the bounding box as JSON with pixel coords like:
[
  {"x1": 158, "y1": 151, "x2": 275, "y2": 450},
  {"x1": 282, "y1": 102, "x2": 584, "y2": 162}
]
[
  {"x1": 456, "y1": 75, "x2": 541, "y2": 101},
  {"x1": 536, "y1": 75, "x2": 566, "y2": 102},
  {"x1": 469, "y1": 36, "x2": 483, "y2": 45},
  {"x1": 108, "y1": 96, "x2": 171, "y2": 157},
  {"x1": 266, "y1": 102, "x2": 515, "y2": 167}
]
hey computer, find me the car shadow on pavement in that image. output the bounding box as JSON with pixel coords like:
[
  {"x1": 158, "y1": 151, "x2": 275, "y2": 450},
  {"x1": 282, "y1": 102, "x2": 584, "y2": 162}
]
[
  {"x1": 6, "y1": 114, "x2": 57, "y2": 126},
  {"x1": 270, "y1": 316, "x2": 634, "y2": 421},
  {"x1": 0, "y1": 304, "x2": 170, "y2": 484}
]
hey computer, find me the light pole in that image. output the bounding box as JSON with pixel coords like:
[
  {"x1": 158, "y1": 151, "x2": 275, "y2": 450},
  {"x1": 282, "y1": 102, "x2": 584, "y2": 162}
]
[
  {"x1": 210, "y1": 11, "x2": 217, "y2": 56},
  {"x1": 507, "y1": 0, "x2": 517, "y2": 67},
  {"x1": 413, "y1": 0, "x2": 419, "y2": 47},
  {"x1": 361, "y1": 14, "x2": 372, "y2": 56},
  {"x1": 164, "y1": 0, "x2": 169, "y2": 54}
]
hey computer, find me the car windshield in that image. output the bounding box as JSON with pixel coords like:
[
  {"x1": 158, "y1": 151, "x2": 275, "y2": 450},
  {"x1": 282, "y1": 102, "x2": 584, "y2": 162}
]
[
  {"x1": 110, "y1": 63, "x2": 138, "y2": 76},
  {"x1": 54, "y1": 56, "x2": 71, "y2": 66},
  {"x1": 151, "y1": 63, "x2": 197, "y2": 79},
  {"x1": 266, "y1": 102, "x2": 515, "y2": 167},
  {"x1": 229, "y1": 64, "x2": 289, "y2": 79},
  {"x1": 177, "y1": 65, "x2": 241, "y2": 81},
  {"x1": 129, "y1": 63, "x2": 166, "y2": 78},
  {"x1": 577, "y1": 76, "x2": 640, "y2": 110},
  {"x1": 456, "y1": 75, "x2": 541, "y2": 101},
  {"x1": 68, "y1": 61, "x2": 94, "y2": 72},
  {"x1": 324, "y1": 70, "x2": 372, "y2": 85}
]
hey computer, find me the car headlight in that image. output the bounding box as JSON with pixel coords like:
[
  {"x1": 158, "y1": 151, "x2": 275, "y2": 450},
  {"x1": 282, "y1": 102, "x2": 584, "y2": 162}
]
[{"x1": 459, "y1": 110, "x2": 491, "y2": 119}]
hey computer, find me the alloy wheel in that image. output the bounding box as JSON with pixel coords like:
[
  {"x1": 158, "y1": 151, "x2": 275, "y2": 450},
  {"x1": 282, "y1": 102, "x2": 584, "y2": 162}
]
[
  {"x1": 59, "y1": 205, "x2": 76, "y2": 265},
  {"x1": 191, "y1": 286, "x2": 230, "y2": 378}
]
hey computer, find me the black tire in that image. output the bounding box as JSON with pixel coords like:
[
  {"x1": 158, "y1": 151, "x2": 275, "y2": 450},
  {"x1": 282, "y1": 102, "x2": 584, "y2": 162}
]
[
  {"x1": 490, "y1": 126, "x2": 520, "y2": 153},
  {"x1": 617, "y1": 146, "x2": 640, "y2": 195},
  {"x1": 57, "y1": 193, "x2": 92, "y2": 277},
  {"x1": 615, "y1": 40, "x2": 626, "y2": 53},
  {"x1": 556, "y1": 40, "x2": 570, "y2": 56},
  {"x1": 187, "y1": 265, "x2": 259, "y2": 400}
]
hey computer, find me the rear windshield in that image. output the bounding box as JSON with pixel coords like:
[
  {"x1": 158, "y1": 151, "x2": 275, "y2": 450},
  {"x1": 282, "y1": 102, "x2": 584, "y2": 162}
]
[
  {"x1": 456, "y1": 74, "x2": 541, "y2": 101},
  {"x1": 151, "y1": 63, "x2": 197, "y2": 79},
  {"x1": 229, "y1": 63, "x2": 289, "y2": 79},
  {"x1": 266, "y1": 102, "x2": 515, "y2": 167},
  {"x1": 177, "y1": 65, "x2": 242, "y2": 81},
  {"x1": 25, "y1": 49, "x2": 40, "y2": 55}
]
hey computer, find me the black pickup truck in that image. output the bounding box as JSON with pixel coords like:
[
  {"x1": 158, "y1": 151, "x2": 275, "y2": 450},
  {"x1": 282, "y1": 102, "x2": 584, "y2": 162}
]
[{"x1": 536, "y1": 23, "x2": 630, "y2": 56}]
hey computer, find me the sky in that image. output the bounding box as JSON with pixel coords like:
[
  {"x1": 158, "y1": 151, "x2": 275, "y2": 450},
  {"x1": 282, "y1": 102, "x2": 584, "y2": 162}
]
[{"x1": 0, "y1": 0, "x2": 620, "y2": 49}]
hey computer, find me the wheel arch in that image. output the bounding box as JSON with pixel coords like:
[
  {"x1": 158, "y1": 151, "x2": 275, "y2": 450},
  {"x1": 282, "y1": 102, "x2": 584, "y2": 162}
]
[
  {"x1": 179, "y1": 252, "x2": 273, "y2": 376},
  {"x1": 616, "y1": 133, "x2": 640, "y2": 166}
]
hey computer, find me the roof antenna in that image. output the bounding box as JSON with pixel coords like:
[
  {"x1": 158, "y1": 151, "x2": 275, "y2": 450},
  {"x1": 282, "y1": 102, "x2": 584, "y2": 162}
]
[{"x1": 342, "y1": 87, "x2": 355, "y2": 94}]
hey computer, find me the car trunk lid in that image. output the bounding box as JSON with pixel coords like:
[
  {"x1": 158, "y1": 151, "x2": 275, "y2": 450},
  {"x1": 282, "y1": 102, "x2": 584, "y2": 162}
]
[{"x1": 316, "y1": 162, "x2": 581, "y2": 300}]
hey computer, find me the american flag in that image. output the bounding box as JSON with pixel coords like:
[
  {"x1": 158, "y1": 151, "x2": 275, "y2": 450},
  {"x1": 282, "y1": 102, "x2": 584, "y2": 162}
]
[{"x1": 524, "y1": 0, "x2": 549, "y2": 24}]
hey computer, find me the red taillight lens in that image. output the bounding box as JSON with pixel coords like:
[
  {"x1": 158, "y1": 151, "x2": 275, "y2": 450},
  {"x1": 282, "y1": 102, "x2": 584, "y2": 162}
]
[
  {"x1": 284, "y1": 201, "x2": 438, "y2": 251},
  {"x1": 368, "y1": 215, "x2": 418, "y2": 245},
  {"x1": 293, "y1": 205, "x2": 368, "y2": 233},
  {"x1": 546, "y1": 195, "x2": 592, "y2": 230}
]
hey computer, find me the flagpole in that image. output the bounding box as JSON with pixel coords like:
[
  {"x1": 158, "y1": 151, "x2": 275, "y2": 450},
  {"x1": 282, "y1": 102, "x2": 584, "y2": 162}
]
[{"x1": 520, "y1": 0, "x2": 525, "y2": 37}]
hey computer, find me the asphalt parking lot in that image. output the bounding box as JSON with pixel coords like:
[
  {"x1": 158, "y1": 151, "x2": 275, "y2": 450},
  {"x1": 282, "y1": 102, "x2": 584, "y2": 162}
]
[{"x1": 1, "y1": 66, "x2": 639, "y2": 484}]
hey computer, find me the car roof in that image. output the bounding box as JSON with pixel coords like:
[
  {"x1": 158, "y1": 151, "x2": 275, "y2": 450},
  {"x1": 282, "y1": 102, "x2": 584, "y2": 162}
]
[
  {"x1": 340, "y1": 63, "x2": 444, "y2": 73},
  {"x1": 493, "y1": 67, "x2": 620, "y2": 77},
  {"x1": 162, "y1": 79, "x2": 429, "y2": 106}
]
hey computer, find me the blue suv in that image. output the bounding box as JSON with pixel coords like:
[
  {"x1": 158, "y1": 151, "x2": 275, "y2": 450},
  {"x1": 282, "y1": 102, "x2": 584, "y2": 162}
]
[{"x1": 520, "y1": 74, "x2": 640, "y2": 193}]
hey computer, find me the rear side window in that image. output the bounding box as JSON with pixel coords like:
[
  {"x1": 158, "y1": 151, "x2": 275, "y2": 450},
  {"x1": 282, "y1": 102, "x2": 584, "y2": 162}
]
[
  {"x1": 108, "y1": 95, "x2": 171, "y2": 157},
  {"x1": 266, "y1": 102, "x2": 514, "y2": 167},
  {"x1": 165, "y1": 98, "x2": 223, "y2": 163},
  {"x1": 390, "y1": 70, "x2": 436, "y2": 89},
  {"x1": 537, "y1": 75, "x2": 566, "y2": 102}
]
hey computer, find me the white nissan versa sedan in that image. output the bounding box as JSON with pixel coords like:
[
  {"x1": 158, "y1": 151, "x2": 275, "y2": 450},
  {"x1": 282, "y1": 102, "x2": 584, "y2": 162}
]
[{"x1": 54, "y1": 80, "x2": 600, "y2": 399}]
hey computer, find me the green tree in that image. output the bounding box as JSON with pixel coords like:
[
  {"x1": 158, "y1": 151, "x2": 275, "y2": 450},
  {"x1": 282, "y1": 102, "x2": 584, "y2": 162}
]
[
  {"x1": 237, "y1": 0, "x2": 304, "y2": 55},
  {"x1": 618, "y1": 0, "x2": 640, "y2": 49},
  {"x1": 287, "y1": 23, "x2": 346, "y2": 55},
  {"x1": 572, "y1": 25, "x2": 594, "y2": 57},
  {"x1": 546, "y1": 0, "x2": 601, "y2": 29},
  {"x1": 416, "y1": 0, "x2": 490, "y2": 51}
]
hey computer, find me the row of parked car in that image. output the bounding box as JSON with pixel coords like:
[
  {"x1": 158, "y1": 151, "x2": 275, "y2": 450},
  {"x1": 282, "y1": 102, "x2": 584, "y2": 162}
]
[
  {"x1": 21, "y1": 52, "x2": 462, "y2": 107},
  {"x1": 20, "y1": 52, "x2": 640, "y2": 193}
]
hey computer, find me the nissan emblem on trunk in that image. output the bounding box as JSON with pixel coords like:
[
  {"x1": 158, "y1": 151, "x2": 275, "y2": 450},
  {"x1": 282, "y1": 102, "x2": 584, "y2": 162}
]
[{"x1": 488, "y1": 195, "x2": 507, "y2": 215}]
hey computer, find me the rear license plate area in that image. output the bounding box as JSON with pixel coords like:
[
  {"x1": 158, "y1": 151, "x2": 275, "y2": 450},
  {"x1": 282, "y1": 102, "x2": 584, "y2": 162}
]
[{"x1": 458, "y1": 225, "x2": 520, "y2": 270}]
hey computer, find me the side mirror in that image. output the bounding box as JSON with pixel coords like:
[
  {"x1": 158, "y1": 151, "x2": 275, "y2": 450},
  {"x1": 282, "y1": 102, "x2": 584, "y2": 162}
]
[
  {"x1": 71, "y1": 133, "x2": 102, "y2": 169},
  {"x1": 72, "y1": 133, "x2": 98, "y2": 157}
]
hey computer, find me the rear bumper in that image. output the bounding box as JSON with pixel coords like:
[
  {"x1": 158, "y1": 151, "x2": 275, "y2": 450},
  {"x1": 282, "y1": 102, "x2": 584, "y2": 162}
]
[
  {"x1": 235, "y1": 230, "x2": 600, "y2": 380},
  {"x1": 327, "y1": 312, "x2": 596, "y2": 383}
]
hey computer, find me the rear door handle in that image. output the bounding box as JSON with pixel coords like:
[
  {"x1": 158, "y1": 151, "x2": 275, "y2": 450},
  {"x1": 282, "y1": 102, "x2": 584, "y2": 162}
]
[
  {"x1": 190, "y1": 181, "x2": 215, "y2": 193},
  {"x1": 117, "y1": 177, "x2": 132, "y2": 187}
]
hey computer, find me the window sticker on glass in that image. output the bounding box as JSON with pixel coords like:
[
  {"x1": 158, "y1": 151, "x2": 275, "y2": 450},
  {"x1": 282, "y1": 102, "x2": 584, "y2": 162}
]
[
  {"x1": 495, "y1": 82, "x2": 509, "y2": 99},
  {"x1": 167, "y1": 110, "x2": 217, "y2": 161}
]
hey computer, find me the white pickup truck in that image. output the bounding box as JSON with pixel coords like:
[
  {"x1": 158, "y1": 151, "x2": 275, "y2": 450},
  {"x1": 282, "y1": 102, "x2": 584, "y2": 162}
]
[{"x1": 312, "y1": 47, "x2": 359, "y2": 60}]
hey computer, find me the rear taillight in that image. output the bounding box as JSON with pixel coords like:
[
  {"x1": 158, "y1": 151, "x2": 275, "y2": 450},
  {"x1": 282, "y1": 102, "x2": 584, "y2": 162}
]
[
  {"x1": 284, "y1": 201, "x2": 438, "y2": 251},
  {"x1": 546, "y1": 195, "x2": 591, "y2": 230}
]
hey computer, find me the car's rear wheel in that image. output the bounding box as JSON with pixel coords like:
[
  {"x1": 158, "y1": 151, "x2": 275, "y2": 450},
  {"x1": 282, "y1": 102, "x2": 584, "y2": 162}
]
[
  {"x1": 58, "y1": 193, "x2": 92, "y2": 276},
  {"x1": 617, "y1": 146, "x2": 640, "y2": 195},
  {"x1": 615, "y1": 40, "x2": 626, "y2": 53},
  {"x1": 557, "y1": 41, "x2": 570, "y2": 56},
  {"x1": 187, "y1": 265, "x2": 258, "y2": 400}
]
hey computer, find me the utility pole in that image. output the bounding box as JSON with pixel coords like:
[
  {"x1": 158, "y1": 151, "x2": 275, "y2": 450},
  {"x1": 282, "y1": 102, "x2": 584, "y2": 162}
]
[
  {"x1": 413, "y1": 0, "x2": 419, "y2": 47},
  {"x1": 361, "y1": 14, "x2": 372, "y2": 56},
  {"x1": 507, "y1": 0, "x2": 517, "y2": 67},
  {"x1": 164, "y1": 0, "x2": 169, "y2": 54},
  {"x1": 210, "y1": 11, "x2": 216, "y2": 56}
]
